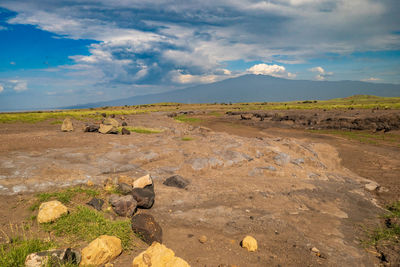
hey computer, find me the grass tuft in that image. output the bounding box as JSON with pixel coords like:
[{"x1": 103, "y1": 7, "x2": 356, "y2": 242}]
[
  {"x1": 118, "y1": 126, "x2": 162, "y2": 134},
  {"x1": 181, "y1": 136, "x2": 194, "y2": 141},
  {"x1": 50, "y1": 120, "x2": 63, "y2": 125},
  {"x1": 363, "y1": 201, "x2": 400, "y2": 246},
  {"x1": 42, "y1": 205, "x2": 134, "y2": 249},
  {"x1": 174, "y1": 115, "x2": 202, "y2": 123},
  {"x1": 30, "y1": 187, "x2": 99, "y2": 211},
  {"x1": 0, "y1": 238, "x2": 55, "y2": 267}
]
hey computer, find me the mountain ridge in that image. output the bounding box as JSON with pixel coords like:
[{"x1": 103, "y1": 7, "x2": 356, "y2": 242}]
[{"x1": 63, "y1": 74, "x2": 400, "y2": 109}]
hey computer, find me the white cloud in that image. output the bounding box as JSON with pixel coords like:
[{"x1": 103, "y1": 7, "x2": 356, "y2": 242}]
[
  {"x1": 247, "y1": 63, "x2": 296, "y2": 78},
  {"x1": 309, "y1": 66, "x2": 333, "y2": 81},
  {"x1": 0, "y1": 84, "x2": 3, "y2": 93},
  {"x1": 9, "y1": 80, "x2": 28, "y2": 92},
  {"x1": 171, "y1": 70, "x2": 219, "y2": 84},
  {"x1": 362, "y1": 77, "x2": 381, "y2": 82}
]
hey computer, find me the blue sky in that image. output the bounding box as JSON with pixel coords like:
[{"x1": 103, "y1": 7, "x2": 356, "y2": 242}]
[{"x1": 0, "y1": 1, "x2": 399, "y2": 110}]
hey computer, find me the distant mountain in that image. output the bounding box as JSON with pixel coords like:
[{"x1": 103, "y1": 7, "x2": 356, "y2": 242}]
[{"x1": 64, "y1": 74, "x2": 400, "y2": 109}]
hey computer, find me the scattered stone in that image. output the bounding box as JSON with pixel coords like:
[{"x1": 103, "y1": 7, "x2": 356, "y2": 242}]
[
  {"x1": 87, "y1": 180, "x2": 94, "y2": 186},
  {"x1": 61, "y1": 118, "x2": 74, "y2": 132},
  {"x1": 163, "y1": 175, "x2": 190, "y2": 189},
  {"x1": 241, "y1": 236, "x2": 258, "y2": 252},
  {"x1": 80, "y1": 235, "x2": 122, "y2": 266},
  {"x1": 87, "y1": 197, "x2": 104, "y2": 211},
  {"x1": 274, "y1": 152, "x2": 290, "y2": 165},
  {"x1": 25, "y1": 248, "x2": 81, "y2": 267},
  {"x1": 121, "y1": 127, "x2": 131, "y2": 135},
  {"x1": 130, "y1": 185, "x2": 155, "y2": 209},
  {"x1": 311, "y1": 247, "x2": 320, "y2": 253},
  {"x1": 109, "y1": 194, "x2": 137, "y2": 217},
  {"x1": 122, "y1": 121, "x2": 128, "y2": 126},
  {"x1": 37, "y1": 200, "x2": 68, "y2": 224},
  {"x1": 365, "y1": 182, "x2": 380, "y2": 191},
  {"x1": 103, "y1": 118, "x2": 119, "y2": 127},
  {"x1": 291, "y1": 158, "x2": 305, "y2": 166},
  {"x1": 101, "y1": 113, "x2": 107, "y2": 117},
  {"x1": 133, "y1": 174, "x2": 153, "y2": 189},
  {"x1": 311, "y1": 247, "x2": 323, "y2": 257},
  {"x1": 117, "y1": 183, "x2": 133, "y2": 195},
  {"x1": 240, "y1": 114, "x2": 252, "y2": 120},
  {"x1": 84, "y1": 124, "x2": 99, "y2": 132},
  {"x1": 132, "y1": 242, "x2": 190, "y2": 267},
  {"x1": 110, "y1": 114, "x2": 115, "y2": 118},
  {"x1": 199, "y1": 235, "x2": 207, "y2": 243},
  {"x1": 131, "y1": 213, "x2": 162, "y2": 245},
  {"x1": 99, "y1": 124, "x2": 118, "y2": 134}
]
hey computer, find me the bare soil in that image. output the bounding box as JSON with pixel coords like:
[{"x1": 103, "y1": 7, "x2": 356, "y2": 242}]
[{"x1": 0, "y1": 109, "x2": 399, "y2": 266}]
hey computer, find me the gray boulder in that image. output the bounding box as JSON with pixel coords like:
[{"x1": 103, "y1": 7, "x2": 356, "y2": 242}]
[
  {"x1": 130, "y1": 185, "x2": 155, "y2": 209},
  {"x1": 109, "y1": 194, "x2": 137, "y2": 217},
  {"x1": 163, "y1": 175, "x2": 190, "y2": 189}
]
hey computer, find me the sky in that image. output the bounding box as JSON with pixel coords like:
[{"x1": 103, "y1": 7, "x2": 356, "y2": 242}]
[{"x1": 0, "y1": 0, "x2": 399, "y2": 110}]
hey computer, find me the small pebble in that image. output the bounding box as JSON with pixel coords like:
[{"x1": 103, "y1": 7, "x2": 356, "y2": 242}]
[{"x1": 199, "y1": 235, "x2": 207, "y2": 243}]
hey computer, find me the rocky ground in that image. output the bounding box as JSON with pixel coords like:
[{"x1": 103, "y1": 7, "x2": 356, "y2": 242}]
[{"x1": 0, "y1": 110, "x2": 399, "y2": 266}]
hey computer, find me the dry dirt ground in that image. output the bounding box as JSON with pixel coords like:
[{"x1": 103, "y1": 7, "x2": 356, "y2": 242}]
[{"x1": 0, "y1": 111, "x2": 399, "y2": 266}]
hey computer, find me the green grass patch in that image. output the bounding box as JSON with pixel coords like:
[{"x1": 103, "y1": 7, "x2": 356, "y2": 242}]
[
  {"x1": 30, "y1": 187, "x2": 100, "y2": 211},
  {"x1": 181, "y1": 136, "x2": 194, "y2": 141},
  {"x1": 364, "y1": 201, "x2": 400, "y2": 246},
  {"x1": 174, "y1": 115, "x2": 202, "y2": 123},
  {"x1": 42, "y1": 205, "x2": 134, "y2": 249},
  {"x1": 50, "y1": 120, "x2": 63, "y2": 125},
  {"x1": 309, "y1": 129, "x2": 400, "y2": 146},
  {"x1": 0, "y1": 238, "x2": 55, "y2": 267},
  {"x1": 118, "y1": 126, "x2": 162, "y2": 134},
  {"x1": 209, "y1": 111, "x2": 223, "y2": 117}
]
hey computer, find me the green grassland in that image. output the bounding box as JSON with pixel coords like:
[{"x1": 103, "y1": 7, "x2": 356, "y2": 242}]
[
  {"x1": 1, "y1": 95, "x2": 399, "y2": 124},
  {"x1": 309, "y1": 130, "x2": 400, "y2": 147}
]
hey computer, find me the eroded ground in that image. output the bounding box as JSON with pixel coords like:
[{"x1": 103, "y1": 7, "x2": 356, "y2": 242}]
[{"x1": 0, "y1": 111, "x2": 399, "y2": 266}]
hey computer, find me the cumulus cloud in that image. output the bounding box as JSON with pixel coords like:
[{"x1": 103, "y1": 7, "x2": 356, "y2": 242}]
[
  {"x1": 9, "y1": 80, "x2": 28, "y2": 92},
  {"x1": 247, "y1": 64, "x2": 296, "y2": 78},
  {"x1": 0, "y1": 84, "x2": 3, "y2": 93},
  {"x1": 309, "y1": 66, "x2": 333, "y2": 81},
  {"x1": 0, "y1": 0, "x2": 399, "y2": 96}
]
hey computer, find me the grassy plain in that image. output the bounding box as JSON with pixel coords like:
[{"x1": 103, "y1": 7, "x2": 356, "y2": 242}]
[{"x1": 1, "y1": 95, "x2": 399, "y2": 124}]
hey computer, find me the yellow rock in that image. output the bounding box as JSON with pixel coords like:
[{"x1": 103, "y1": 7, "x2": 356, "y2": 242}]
[
  {"x1": 241, "y1": 236, "x2": 257, "y2": 252},
  {"x1": 132, "y1": 242, "x2": 190, "y2": 267},
  {"x1": 198, "y1": 235, "x2": 207, "y2": 244},
  {"x1": 87, "y1": 180, "x2": 94, "y2": 186},
  {"x1": 133, "y1": 174, "x2": 153, "y2": 189},
  {"x1": 80, "y1": 235, "x2": 122, "y2": 266},
  {"x1": 103, "y1": 118, "x2": 119, "y2": 127},
  {"x1": 99, "y1": 124, "x2": 118, "y2": 134},
  {"x1": 61, "y1": 118, "x2": 74, "y2": 132},
  {"x1": 37, "y1": 200, "x2": 68, "y2": 224}
]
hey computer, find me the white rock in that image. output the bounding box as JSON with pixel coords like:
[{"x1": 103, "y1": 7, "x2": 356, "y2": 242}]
[
  {"x1": 365, "y1": 182, "x2": 379, "y2": 191},
  {"x1": 133, "y1": 174, "x2": 153, "y2": 188}
]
